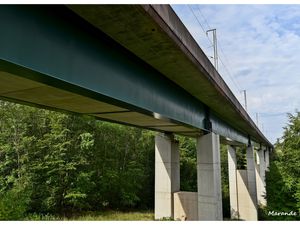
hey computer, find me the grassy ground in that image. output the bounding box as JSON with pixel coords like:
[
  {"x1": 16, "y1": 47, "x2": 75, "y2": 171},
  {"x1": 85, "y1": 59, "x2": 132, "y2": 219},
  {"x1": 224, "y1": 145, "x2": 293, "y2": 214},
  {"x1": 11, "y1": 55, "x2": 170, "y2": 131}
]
[
  {"x1": 25, "y1": 210, "x2": 154, "y2": 221},
  {"x1": 73, "y1": 210, "x2": 154, "y2": 221}
]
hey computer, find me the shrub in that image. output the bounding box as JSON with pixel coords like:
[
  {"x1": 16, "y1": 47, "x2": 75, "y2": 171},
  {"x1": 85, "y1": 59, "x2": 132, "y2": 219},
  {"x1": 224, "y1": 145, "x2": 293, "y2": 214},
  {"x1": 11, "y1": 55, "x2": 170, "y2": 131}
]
[{"x1": 0, "y1": 187, "x2": 30, "y2": 220}]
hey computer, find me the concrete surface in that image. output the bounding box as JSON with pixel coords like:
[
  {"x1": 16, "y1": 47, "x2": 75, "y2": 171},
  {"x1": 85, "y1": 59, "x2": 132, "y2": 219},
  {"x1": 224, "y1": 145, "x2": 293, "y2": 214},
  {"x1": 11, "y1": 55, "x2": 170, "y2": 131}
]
[
  {"x1": 256, "y1": 149, "x2": 266, "y2": 206},
  {"x1": 245, "y1": 145, "x2": 258, "y2": 220},
  {"x1": 155, "y1": 133, "x2": 180, "y2": 219},
  {"x1": 173, "y1": 191, "x2": 198, "y2": 221},
  {"x1": 246, "y1": 145, "x2": 258, "y2": 208},
  {"x1": 237, "y1": 170, "x2": 258, "y2": 220},
  {"x1": 197, "y1": 132, "x2": 222, "y2": 220},
  {"x1": 228, "y1": 145, "x2": 239, "y2": 219},
  {"x1": 265, "y1": 149, "x2": 270, "y2": 170}
]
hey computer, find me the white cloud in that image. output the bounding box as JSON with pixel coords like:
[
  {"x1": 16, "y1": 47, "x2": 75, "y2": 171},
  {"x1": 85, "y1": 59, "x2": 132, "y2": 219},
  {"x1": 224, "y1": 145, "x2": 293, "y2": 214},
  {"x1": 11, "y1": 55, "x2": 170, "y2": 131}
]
[{"x1": 172, "y1": 4, "x2": 300, "y2": 143}]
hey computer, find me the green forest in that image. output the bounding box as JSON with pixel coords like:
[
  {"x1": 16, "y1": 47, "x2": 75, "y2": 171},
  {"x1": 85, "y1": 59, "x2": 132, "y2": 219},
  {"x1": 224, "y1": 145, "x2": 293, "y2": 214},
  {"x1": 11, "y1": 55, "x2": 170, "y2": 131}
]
[{"x1": 0, "y1": 100, "x2": 299, "y2": 220}]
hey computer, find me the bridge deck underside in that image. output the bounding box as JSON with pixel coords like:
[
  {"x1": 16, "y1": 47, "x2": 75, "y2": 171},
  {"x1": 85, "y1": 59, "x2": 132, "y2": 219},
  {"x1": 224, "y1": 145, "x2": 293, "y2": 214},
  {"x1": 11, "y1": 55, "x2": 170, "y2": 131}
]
[{"x1": 0, "y1": 71, "x2": 199, "y2": 137}]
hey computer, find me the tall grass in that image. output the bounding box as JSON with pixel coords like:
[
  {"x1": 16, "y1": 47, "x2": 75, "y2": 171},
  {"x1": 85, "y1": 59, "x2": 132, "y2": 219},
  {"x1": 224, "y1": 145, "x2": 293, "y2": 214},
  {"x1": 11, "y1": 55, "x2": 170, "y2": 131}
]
[{"x1": 25, "y1": 210, "x2": 154, "y2": 221}]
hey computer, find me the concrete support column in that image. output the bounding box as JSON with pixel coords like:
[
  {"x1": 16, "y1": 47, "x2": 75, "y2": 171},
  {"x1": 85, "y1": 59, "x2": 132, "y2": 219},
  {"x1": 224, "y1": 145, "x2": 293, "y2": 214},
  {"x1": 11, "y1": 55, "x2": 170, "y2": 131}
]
[
  {"x1": 265, "y1": 149, "x2": 270, "y2": 171},
  {"x1": 155, "y1": 133, "x2": 180, "y2": 220},
  {"x1": 227, "y1": 145, "x2": 239, "y2": 219},
  {"x1": 197, "y1": 132, "x2": 222, "y2": 220},
  {"x1": 246, "y1": 145, "x2": 258, "y2": 220},
  {"x1": 255, "y1": 151, "x2": 261, "y2": 206},
  {"x1": 256, "y1": 149, "x2": 266, "y2": 206}
]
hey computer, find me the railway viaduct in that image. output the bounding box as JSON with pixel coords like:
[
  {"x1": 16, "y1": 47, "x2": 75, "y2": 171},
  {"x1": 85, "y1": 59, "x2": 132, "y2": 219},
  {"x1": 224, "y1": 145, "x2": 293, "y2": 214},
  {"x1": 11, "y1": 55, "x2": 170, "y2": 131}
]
[{"x1": 0, "y1": 5, "x2": 272, "y2": 220}]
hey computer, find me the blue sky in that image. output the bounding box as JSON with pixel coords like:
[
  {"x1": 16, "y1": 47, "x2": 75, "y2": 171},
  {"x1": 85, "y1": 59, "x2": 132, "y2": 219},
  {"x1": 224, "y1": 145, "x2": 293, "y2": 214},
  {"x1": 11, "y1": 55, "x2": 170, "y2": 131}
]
[{"x1": 172, "y1": 4, "x2": 300, "y2": 144}]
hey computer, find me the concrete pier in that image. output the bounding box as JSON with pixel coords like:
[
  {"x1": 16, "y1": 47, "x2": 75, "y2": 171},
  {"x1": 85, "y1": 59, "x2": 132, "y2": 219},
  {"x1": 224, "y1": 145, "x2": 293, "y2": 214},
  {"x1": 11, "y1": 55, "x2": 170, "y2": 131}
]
[
  {"x1": 245, "y1": 145, "x2": 258, "y2": 220},
  {"x1": 227, "y1": 145, "x2": 239, "y2": 219},
  {"x1": 265, "y1": 149, "x2": 270, "y2": 171},
  {"x1": 256, "y1": 148, "x2": 266, "y2": 206},
  {"x1": 197, "y1": 132, "x2": 222, "y2": 220},
  {"x1": 154, "y1": 133, "x2": 180, "y2": 219},
  {"x1": 227, "y1": 144, "x2": 259, "y2": 220}
]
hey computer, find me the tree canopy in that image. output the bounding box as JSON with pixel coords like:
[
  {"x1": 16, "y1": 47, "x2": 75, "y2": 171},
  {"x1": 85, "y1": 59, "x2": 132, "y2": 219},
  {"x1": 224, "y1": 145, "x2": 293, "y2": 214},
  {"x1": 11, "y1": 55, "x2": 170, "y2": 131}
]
[
  {"x1": 263, "y1": 112, "x2": 300, "y2": 220},
  {"x1": 1, "y1": 100, "x2": 299, "y2": 220}
]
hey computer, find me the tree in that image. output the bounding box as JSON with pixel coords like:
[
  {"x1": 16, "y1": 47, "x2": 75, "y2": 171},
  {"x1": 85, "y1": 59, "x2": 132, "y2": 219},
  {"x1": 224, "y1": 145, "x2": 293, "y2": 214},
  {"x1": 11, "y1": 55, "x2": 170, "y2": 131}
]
[
  {"x1": 262, "y1": 112, "x2": 300, "y2": 220},
  {"x1": 0, "y1": 99, "x2": 240, "y2": 220},
  {"x1": 177, "y1": 136, "x2": 197, "y2": 192},
  {"x1": 0, "y1": 100, "x2": 156, "y2": 217}
]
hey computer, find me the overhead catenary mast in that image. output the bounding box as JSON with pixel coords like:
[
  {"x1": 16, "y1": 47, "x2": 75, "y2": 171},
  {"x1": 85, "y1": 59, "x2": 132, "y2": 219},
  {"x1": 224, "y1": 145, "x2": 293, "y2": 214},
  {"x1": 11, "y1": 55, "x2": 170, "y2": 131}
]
[
  {"x1": 241, "y1": 90, "x2": 247, "y2": 112},
  {"x1": 206, "y1": 28, "x2": 218, "y2": 71}
]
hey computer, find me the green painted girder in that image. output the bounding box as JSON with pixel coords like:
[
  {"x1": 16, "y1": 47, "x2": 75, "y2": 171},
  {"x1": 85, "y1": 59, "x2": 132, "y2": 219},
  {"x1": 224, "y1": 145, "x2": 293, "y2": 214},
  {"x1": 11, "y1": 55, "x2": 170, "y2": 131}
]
[{"x1": 0, "y1": 5, "x2": 248, "y2": 144}]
